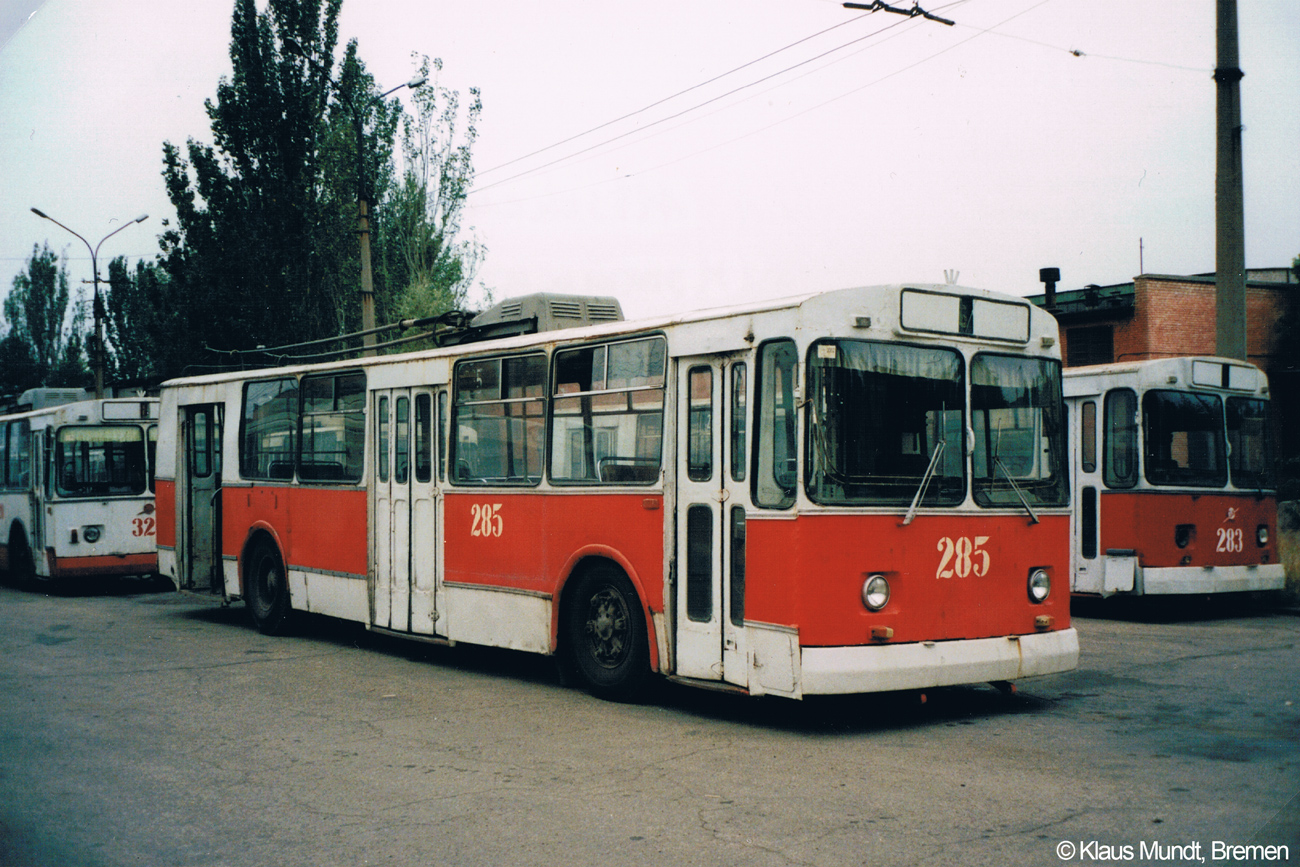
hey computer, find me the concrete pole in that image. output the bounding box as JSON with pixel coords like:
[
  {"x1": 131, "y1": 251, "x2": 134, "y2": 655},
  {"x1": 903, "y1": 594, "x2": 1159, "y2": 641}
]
[{"x1": 1214, "y1": 0, "x2": 1247, "y2": 360}]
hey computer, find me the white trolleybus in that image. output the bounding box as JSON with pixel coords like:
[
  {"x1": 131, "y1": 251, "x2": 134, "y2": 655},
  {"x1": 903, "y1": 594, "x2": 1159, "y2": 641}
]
[
  {"x1": 156, "y1": 284, "x2": 1078, "y2": 700},
  {"x1": 1064, "y1": 356, "x2": 1285, "y2": 597},
  {"x1": 0, "y1": 390, "x2": 160, "y2": 588}
]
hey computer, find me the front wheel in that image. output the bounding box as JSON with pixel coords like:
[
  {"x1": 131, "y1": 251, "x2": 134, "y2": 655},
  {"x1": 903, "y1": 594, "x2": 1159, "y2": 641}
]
[
  {"x1": 564, "y1": 564, "x2": 650, "y2": 702},
  {"x1": 245, "y1": 538, "x2": 293, "y2": 635}
]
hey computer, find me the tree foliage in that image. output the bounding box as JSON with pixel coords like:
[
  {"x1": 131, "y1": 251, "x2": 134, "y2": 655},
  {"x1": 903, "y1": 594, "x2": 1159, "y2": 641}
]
[
  {"x1": 0, "y1": 243, "x2": 88, "y2": 393},
  {"x1": 153, "y1": 0, "x2": 483, "y2": 374}
]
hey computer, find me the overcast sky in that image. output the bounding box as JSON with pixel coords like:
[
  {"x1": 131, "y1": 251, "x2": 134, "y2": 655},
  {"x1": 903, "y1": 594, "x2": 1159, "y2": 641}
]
[{"x1": 1, "y1": 0, "x2": 1296, "y2": 324}]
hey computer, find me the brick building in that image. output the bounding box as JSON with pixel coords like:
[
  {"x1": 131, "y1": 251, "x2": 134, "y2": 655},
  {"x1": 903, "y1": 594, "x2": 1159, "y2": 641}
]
[{"x1": 1026, "y1": 268, "x2": 1300, "y2": 477}]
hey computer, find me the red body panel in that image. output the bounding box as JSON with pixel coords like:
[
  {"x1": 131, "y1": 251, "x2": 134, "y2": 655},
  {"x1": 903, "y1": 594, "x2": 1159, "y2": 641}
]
[
  {"x1": 222, "y1": 485, "x2": 368, "y2": 577},
  {"x1": 442, "y1": 492, "x2": 665, "y2": 610},
  {"x1": 155, "y1": 480, "x2": 176, "y2": 549},
  {"x1": 746, "y1": 512, "x2": 1070, "y2": 645},
  {"x1": 1099, "y1": 491, "x2": 1278, "y2": 568}
]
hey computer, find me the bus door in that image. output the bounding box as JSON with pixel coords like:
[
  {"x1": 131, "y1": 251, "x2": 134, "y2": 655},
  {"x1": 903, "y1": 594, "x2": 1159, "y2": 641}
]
[
  {"x1": 674, "y1": 356, "x2": 748, "y2": 686},
  {"x1": 181, "y1": 405, "x2": 222, "y2": 592},
  {"x1": 372, "y1": 388, "x2": 440, "y2": 635}
]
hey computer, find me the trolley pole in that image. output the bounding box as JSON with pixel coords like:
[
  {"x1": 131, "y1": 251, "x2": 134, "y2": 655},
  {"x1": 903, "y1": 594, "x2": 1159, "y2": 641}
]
[
  {"x1": 1214, "y1": 0, "x2": 1247, "y2": 361},
  {"x1": 30, "y1": 208, "x2": 148, "y2": 398}
]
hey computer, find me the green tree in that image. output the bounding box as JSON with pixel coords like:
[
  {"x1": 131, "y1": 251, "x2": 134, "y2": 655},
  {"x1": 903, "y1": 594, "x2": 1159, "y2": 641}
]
[
  {"x1": 380, "y1": 55, "x2": 486, "y2": 327},
  {"x1": 1, "y1": 243, "x2": 88, "y2": 391},
  {"x1": 160, "y1": 0, "x2": 351, "y2": 362},
  {"x1": 103, "y1": 257, "x2": 181, "y2": 383}
]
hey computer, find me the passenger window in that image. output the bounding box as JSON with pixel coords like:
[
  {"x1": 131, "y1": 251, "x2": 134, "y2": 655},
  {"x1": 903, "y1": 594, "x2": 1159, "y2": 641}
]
[
  {"x1": 550, "y1": 337, "x2": 665, "y2": 484},
  {"x1": 240, "y1": 378, "x2": 298, "y2": 480},
  {"x1": 753, "y1": 340, "x2": 797, "y2": 509},
  {"x1": 300, "y1": 372, "x2": 365, "y2": 482},
  {"x1": 1080, "y1": 400, "x2": 1096, "y2": 474},
  {"x1": 452, "y1": 354, "x2": 546, "y2": 485},
  {"x1": 687, "y1": 367, "x2": 713, "y2": 482},
  {"x1": 1103, "y1": 389, "x2": 1138, "y2": 488}
]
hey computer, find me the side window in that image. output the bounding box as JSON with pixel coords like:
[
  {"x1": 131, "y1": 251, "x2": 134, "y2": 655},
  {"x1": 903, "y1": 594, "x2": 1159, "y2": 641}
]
[
  {"x1": 240, "y1": 378, "x2": 298, "y2": 480},
  {"x1": 299, "y1": 372, "x2": 365, "y2": 483},
  {"x1": 0, "y1": 421, "x2": 7, "y2": 487},
  {"x1": 1080, "y1": 400, "x2": 1097, "y2": 474},
  {"x1": 730, "y1": 363, "x2": 747, "y2": 483},
  {"x1": 452, "y1": 354, "x2": 546, "y2": 485},
  {"x1": 1103, "y1": 388, "x2": 1138, "y2": 489},
  {"x1": 377, "y1": 396, "x2": 390, "y2": 483},
  {"x1": 8, "y1": 421, "x2": 31, "y2": 490},
  {"x1": 415, "y1": 393, "x2": 433, "y2": 484},
  {"x1": 752, "y1": 340, "x2": 797, "y2": 509},
  {"x1": 687, "y1": 367, "x2": 713, "y2": 482},
  {"x1": 394, "y1": 396, "x2": 410, "y2": 485},
  {"x1": 550, "y1": 337, "x2": 665, "y2": 484}
]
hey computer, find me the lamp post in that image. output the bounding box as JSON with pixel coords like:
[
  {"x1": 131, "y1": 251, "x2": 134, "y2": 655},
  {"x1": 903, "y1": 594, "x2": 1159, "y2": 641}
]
[
  {"x1": 285, "y1": 39, "x2": 426, "y2": 354},
  {"x1": 30, "y1": 208, "x2": 148, "y2": 398}
]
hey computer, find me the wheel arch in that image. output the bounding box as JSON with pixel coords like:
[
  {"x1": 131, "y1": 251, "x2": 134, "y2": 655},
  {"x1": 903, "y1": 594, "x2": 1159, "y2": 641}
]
[
  {"x1": 239, "y1": 521, "x2": 285, "y2": 598},
  {"x1": 553, "y1": 545, "x2": 660, "y2": 673}
]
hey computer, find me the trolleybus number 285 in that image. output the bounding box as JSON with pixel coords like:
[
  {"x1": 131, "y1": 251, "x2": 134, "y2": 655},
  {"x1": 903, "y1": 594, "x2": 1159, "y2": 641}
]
[
  {"x1": 469, "y1": 503, "x2": 504, "y2": 538},
  {"x1": 936, "y1": 535, "x2": 991, "y2": 579}
]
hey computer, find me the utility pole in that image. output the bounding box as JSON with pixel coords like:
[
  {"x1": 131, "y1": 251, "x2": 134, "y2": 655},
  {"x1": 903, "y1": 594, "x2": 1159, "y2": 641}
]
[{"x1": 1214, "y1": 0, "x2": 1247, "y2": 360}]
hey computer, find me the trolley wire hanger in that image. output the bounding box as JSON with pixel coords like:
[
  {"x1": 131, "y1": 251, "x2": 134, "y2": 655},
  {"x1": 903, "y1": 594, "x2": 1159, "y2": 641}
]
[{"x1": 842, "y1": 1, "x2": 955, "y2": 27}]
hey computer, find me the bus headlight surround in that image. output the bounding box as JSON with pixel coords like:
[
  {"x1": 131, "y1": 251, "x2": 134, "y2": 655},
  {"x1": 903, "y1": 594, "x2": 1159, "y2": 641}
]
[
  {"x1": 1257, "y1": 525, "x2": 1269, "y2": 547},
  {"x1": 1027, "y1": 569, "x2": 1051, "y2": 604},
  {"x1": 82, "y1": 525, "x2": 103, "y2": 544},
  {"x1": 862, "y1": 574, "x2": 890, "y2": 611}
]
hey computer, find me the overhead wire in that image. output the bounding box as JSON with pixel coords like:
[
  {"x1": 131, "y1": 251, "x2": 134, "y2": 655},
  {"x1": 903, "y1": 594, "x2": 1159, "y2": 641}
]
[{"x1": 468, "y1": 6, "x2": 929, "y2": 197}]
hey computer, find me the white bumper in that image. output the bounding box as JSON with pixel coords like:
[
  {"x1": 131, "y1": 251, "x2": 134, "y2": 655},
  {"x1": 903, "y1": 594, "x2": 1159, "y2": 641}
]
[
  {"x1": 1140, "y1": 563, "x2": 1286, "y2": 595},
  {"x1": 800, "y1": 628, "x2": 1080, "y2": 695}
]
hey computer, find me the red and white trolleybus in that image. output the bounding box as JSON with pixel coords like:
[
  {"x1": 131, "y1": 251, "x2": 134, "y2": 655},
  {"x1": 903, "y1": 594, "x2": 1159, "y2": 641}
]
[
  {"x1": 1, "y1": 391, "x2": 160, "y2": 588},
  {"x1": 1063, "y1": 356, "x2": 1284, "y2": 597},
  {"x1": 156, "y1": 284, "x2": 1078, "y2": 699}
]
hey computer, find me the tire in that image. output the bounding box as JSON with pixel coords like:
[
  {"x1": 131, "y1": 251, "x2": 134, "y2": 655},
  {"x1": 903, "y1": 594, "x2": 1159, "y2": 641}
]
[
  {"x1": 564, "y1": 563, "x2": 650, "y2": 702},
  {"x1": 245, "y1": 538, "x2": 293, "y2": 635}
]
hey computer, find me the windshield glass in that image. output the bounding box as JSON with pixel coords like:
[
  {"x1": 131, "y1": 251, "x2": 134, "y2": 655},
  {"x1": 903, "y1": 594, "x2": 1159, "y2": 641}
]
[
  {"x1": 56, "y1": 425, "x2": 148, "y2": 497},
  {"x1": 806, "y1": 340, "x2": 964, "y2": 506},
  {"x1": 1142, "y1": 390, "x2": 1227, "y2": 487},
  {"x1": 971, "y1": 354, "x2": 1068, "y2": 508},
  {"x1": 1226, "y1": 397, "x2": 1274, "y2": 490}
]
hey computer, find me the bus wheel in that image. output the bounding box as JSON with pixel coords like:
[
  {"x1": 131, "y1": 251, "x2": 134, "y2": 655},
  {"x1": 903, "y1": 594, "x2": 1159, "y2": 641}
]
[
  {"x1": 245, "y1": 538, "x2": 292, "y2": 635},
  {"x1": 564, "y1": 563, "x2": 650, "y2": 702}
]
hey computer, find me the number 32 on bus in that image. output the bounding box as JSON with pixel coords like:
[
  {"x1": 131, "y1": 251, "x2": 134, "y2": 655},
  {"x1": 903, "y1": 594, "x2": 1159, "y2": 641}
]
[{"x1": 155, "y1": 284, "x2": 1078, "y2": 700}]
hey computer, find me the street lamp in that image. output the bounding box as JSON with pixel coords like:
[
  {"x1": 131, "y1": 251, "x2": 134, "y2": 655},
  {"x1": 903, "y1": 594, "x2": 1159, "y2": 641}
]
[
  {"x1": 285, "y1": 38, "x2": 426, "y2": 353},
  {"x1": 31, "y1": 208, "x2": 148, "y2": 398}
]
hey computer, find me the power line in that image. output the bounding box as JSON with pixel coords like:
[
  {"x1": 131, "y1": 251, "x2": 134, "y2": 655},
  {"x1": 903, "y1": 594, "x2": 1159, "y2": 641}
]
[{"x1": 469, "y1": 9, "x2": 923, "y2": 196}]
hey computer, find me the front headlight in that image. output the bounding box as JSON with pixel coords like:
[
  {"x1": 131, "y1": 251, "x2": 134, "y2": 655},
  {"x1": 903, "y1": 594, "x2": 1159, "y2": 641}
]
[
  {"x1": 1027, "y1": 568, "x2": 1051, "y2": 603},
  {"x1": 82, "y1": 525, "x2": 103, "y2": 544},
  {"x1": 861, "y1": 574, "x2": 890, "y2": 611}
]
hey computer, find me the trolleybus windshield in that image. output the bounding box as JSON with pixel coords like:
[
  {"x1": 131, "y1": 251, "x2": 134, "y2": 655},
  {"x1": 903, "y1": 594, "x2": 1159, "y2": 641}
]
[
  {"x1": 1142, "y1": 390, "x2": 1227, "y2": 488},
  {"x1": 971, "y1": 354, "x2": 1068, "y2": 508},
  {"x1": 1226, "y1": 397, "x2": 1274, "y2": 490},
  {"x1": 806, "y1": 340, "x2": 965, "y2": 506}
]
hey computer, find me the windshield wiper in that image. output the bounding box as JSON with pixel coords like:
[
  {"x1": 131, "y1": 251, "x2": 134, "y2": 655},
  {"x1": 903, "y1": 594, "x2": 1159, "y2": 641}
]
[
  {"x1": 995, "y1": 457, "x2": 1039, "y2": 524},
  {"x1": 901, "y1": 440, "x2": 946, "y2": 526}
]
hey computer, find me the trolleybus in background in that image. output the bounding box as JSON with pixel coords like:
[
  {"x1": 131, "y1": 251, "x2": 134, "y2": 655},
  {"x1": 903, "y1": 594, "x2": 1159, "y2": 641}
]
[
  {"x1": 156, "y1": 284, "x2": 1078, "y2": 700},
  {"x1": 0, "y1": 391, "x2": 160, "y2": 588},
  {"x1": 1063, "y1": 356, "x2": 1284, "y2": 597}
]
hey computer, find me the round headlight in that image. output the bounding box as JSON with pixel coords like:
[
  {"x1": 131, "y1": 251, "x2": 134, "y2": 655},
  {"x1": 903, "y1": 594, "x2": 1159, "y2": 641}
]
[
  {"x1": 82, "y1": 525, "x2": 102, "y2": 544},
  {"x1": 1257, "y1": 525, "x2": 1269, "y2": 547},
  {"x1": 862, "y1": 574, "x2": 890, "y2": 611},
  {"x1": 1027, "y1": 568, "x2": 1050, "y2": 603}
]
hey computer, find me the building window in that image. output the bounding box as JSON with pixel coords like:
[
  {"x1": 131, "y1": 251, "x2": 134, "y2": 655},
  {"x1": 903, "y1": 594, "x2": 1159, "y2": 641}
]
[{"x1": 1067, "y1": 326, "x2": 1114, "y2": 366}]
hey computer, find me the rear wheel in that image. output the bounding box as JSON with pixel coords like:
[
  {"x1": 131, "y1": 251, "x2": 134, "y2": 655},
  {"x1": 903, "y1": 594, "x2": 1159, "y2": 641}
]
[
  {"x1": 564, "y1": 563, "x2": 650, "y2": 701},
  {"x1": 245, "y1": 538, "x2": 292, "y2": 634}
]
